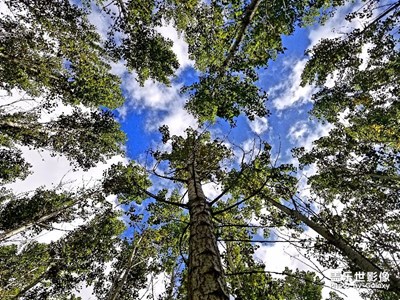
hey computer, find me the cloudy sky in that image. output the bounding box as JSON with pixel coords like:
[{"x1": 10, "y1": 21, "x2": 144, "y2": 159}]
[{"x1": 2, "y1": 0, "x2": 380, "y2": 298}]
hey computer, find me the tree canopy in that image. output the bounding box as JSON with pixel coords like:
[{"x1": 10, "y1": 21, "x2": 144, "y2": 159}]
[{"x1": 1, "y1": 0, "x2": 399, "y2": 299}]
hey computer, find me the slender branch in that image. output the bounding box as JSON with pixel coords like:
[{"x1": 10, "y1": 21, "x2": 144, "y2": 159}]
[
  {"x1": 150, "y1": 168, "x2": 187, "y2": 183},
  {"x1": 179, "y1": 189, "x2": 188, "y2": 205},
  {"x1": 262, "y1": 193, "x2": 400, "y2": 292},
  {"x1": 115, "y1": 0, "x2": 128, "y2": 16},
  {"x1": 37, "y1": 223, "x2": 73, "y2": 232},
  {"x1": 108, "y1": 233, "x2": 144, "y2": 300},
  {"x1": 359, "y1": 1, "x2": 400, "y2": 35},
  {"x1": 0, "y1": 98, "x2": 39, "y2": 108},
  {"x1": 102, "y1": 0, "x2": 117, "y2": 10},
  {"x1": 216, "y1": 224, "x2": 275, "y2": 229},
  {"x1": 179, "y1": 223, "x2": 189, "y2": 266},
  {"x1": 138, "y1": 187, "x2": 188, "y2": 209},
  {"x1": 225, "y1": 270, "x2": 348, "y2": 297},
  {"x1": 217, "y1": 238, "x2": 306, "y2": 243},
  {"x1": 209, "y1": 145, "x2": 248, "y2": 206},
  {"x1": 285, "y1": 246, "x2": 331, "y2": 282},
  {"x1": 212, "y1": 178, "x2": 268, "y2": 216},
  {"x1": 11, "y1": 265, "x2": 51, "y2": 299}
]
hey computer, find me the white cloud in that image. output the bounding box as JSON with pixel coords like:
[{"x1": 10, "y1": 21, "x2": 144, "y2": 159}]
[
  {"x1": 0, "y1": 0, "x2": 12, "y2": 16},
  {"x1": 308, "y1": 0, "x2": 391, "y2": 49},
  {"x1": 254, "y1": 239, "x2": 303, "y2": 273},
  {"x1": 247, "y1": 116, "x2": 269, "y2": 135},
  {"x1": 156, "y1": 22, "x2": 194, "y2": 72},
  {"x1": 109, "y1": 60, "x2": 127, "y2": 77},
  {"x1": 87, "y1": 7, "x2": 112, "y2": 40},
  {"x1": 146, "y1": 104, "x2": 197, "y2": 137},
  {"x1": 287, "y1": 120, "x2": 332, "y2": 151},
  {"x1": 287, "y1": 120, "x2": 310, "y2": 144},
  {"x1": 75, "y1": 284, "x2": 96, "y2": 300},
  {"x1": 6, "y1": 147, "x2": 126, "y2": 194},
  {"x1": 139, "y1": 272, "x2": 167, "y2": 299},
  {"x1": 308, "y1": 2, "x2": 355, "y2": 49},
  {"x1": 202, "y1": 181, "x2": 223, "y2": 200},
  {"x1": 270, "y1": 59, "x2": 315, "y2": 110},
  {"x1": 270, "y1": 1, "x2": 381, "y2": 111},
  {"x1": 86, "y1": 7, "x2": 195, "y2": 130},
  {"x1": 123, "y1": 74, "x2": 183, "y2": 111}
]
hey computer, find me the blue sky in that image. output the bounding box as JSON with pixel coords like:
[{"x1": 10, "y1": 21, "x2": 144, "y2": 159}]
[{"x1": 116, "y1": 21, "x2": 315, "y2": 165}]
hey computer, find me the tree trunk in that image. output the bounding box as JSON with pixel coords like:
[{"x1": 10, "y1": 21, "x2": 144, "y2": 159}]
[
  {"x1": 263, "y1": 196, "x2": 400, "y2": 293},
  {"x1": 0, "y1": 201, "x2": 77, "y2": 242},
  {"x1": 11, "y1": 265, "x2": 51, "y2": 299},
  {"x1": 187, "y1": 173, "x2": 229, "y2": 300},
  {"x1": 107, "y1": 235, "x2": 144, "y2": 300}
]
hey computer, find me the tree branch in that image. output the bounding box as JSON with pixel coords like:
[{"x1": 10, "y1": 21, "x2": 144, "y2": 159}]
[
  {"x1": 212, "y1": 178, "x2": 268, "y2": 216},
  {"x1": 218, "y1": 238, "x2": 306, "y2": 243},
  {"x1": 225, "y1": 269, "x2": 348, "y2": 297},
  {"x1": 216, "y1": 224, "x2": 274, "y2": 229},
  {"x1": 139, "y1": 188, "x2": 188, "y2": 209},
  {"x1": 220, "y1": 0, "x2": 262, "y2": 70}
]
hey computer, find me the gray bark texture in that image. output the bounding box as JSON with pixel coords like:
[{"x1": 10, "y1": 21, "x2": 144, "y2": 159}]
[{"x1": 187, "y1": 174, "x2": 229, "y2": 300}]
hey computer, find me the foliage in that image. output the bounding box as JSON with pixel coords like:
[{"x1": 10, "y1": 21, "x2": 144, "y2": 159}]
[
  {"x1": 0, "y1": 210, "x2": 126, "y2": 299},
  {"x1": 1, "y1": 0, "x2": 123, "y2": 108},
  {"x1": 295, "y1": 1, "x2": 400, "y2": 297},
  {"x1": 2, "y1": 0, "x2": 399, "y2": 299},
  {"x1": 177, "y1": 0, "x2": 350, "y2": 122},
  {"x1": 0, "y1": 0, "x2": 130, "y2": 182}
]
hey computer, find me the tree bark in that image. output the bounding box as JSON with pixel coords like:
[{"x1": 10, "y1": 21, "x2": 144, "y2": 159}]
[
  {"x1": 263, "y1": 195, "x2": 400, "y2": 293},
  {"x1": 220, "y1": 0, "x2": 262, "y2": 70},
  {"x1": 187, "y1": 172, "x2": 229, "y2": 300}
]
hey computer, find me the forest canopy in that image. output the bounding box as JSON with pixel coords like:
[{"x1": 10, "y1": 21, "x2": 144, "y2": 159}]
[{"x1": 0, "y1": 0, "x2": 399, "y2": 299}]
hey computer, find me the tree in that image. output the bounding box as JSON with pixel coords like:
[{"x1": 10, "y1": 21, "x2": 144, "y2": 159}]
[
  {"x1": 1, "y1": 209, "x2": 134, "y2": 299},
  {"x1": 102, "y1": 127, "x2": 332, "y2": 299},
  {"x1": 2, "y1": 0, "x2": 398, "y2": 299},
  {"x1": 0, "y1": 0, "x2": 126, "y2": 182},
  {"x1": 292, "y1": 1, "x2": 400, "y2": 298},
  {"x1": 217, "y1": 129, "x2": 400, "y2": 295},
  {"x1": 173, "y1": 0, "x2": 351, "y2": 122},
  {"x1": 0, "y1": 0, "x2": 181, "y2": 298},
  {"x1": 0, "y1": 186, "x2": 104, "y2": 243}
]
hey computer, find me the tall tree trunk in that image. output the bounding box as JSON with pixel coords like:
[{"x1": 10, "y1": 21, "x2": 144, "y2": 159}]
[
  {"x1": 263, "y1": 195, "x2": 400, "y2": 293},
  {"x1": 187, "y1": 173, "x2": 229, "y2": 300}
]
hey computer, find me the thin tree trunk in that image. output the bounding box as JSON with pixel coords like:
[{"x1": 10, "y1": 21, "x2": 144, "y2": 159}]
[
  {"x1": 220, "y1": 0, "x2": 262, "y2": 70},
  {"x1": 263, "y1": 195, "x2": 400, "y2": 293},
  {"x1": 165, "y1": 261, "x2": 177, "y2": 300},
  {"x1": 0, "y1": 201, "x2": 78, "y2": 242},
  {"x1": 12, "y1": 265, "x2": 51, "y2": 299},
  {"x1": 187, "y1": 171, "x2": 229, "y2": 300},
  {"x1": 107, "y1": 235, "x2": 144, "y2": 300}
]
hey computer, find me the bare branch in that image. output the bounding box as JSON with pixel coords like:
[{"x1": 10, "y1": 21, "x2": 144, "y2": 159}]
[{"x1": 212, "y1": 177, "x2": 268, "y2": 216}]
